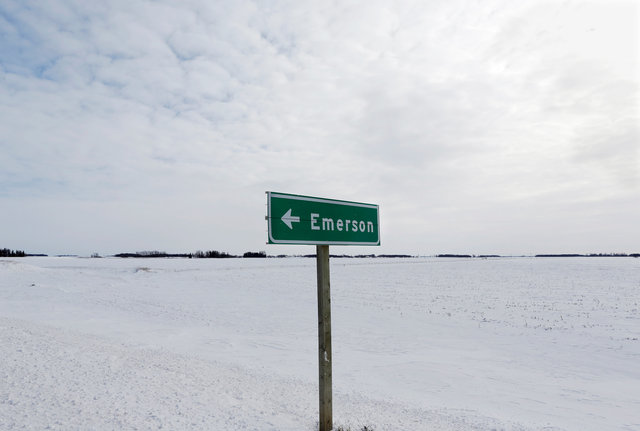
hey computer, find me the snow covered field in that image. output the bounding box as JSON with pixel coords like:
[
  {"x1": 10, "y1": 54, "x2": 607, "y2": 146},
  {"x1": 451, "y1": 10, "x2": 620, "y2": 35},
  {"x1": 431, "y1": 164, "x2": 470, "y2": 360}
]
[{"x1": 1, "y1": 256, "x2": 638, "y2": 430}]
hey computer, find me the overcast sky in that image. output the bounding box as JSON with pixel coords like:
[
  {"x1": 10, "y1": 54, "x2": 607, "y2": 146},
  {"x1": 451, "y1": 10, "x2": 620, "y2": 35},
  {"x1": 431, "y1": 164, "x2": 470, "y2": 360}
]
[{"x1": 1, "y1": 0, "x2": 638, "y2": 256}]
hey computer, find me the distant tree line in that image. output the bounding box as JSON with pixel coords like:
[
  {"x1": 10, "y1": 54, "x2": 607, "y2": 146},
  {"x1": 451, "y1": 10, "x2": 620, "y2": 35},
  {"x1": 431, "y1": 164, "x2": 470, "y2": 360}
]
[
  {"x1": 111, "y1": 251, "x2": 417, "y2": 259},
  {"x1": 113, "y1": 250, "x2": 266, "y2": 258},
  {"x1": 535, "y1": 253, "x2": 640, "y2": 258},
  {"x1": 243, "y1": 251, "x2": 266, "y2": 258},
  {"x1": 301, "y1": 253, "x2": 414, "y2": 258},
  {"x1": 436, "y1": 253, "x2": 640, "y2": 258},
  {"x1": 0, "y1": 248, "x2": 26, "y2": 257},
  {"x1": 114, "y1": 251, "x2": 192, "y2": 258},
  {"x1": 436, "y1": 254, "x2": 502, "y2": 258},
  {"x1": 195, "y1": 250, "x2": 236, "y2": 258},
  {"x1": 5, "y1": 248, "x2": 638, "y2": 259},
  {"x1": 103, "y1": 251, "x2": 640, "y2": 259}
]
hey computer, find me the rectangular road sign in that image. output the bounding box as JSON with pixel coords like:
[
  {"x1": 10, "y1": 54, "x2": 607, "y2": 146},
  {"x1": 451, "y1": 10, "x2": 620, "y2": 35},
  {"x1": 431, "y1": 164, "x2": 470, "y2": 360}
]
[{"x1": 266, "y1": 191, "x2": 380, "y2": 245}]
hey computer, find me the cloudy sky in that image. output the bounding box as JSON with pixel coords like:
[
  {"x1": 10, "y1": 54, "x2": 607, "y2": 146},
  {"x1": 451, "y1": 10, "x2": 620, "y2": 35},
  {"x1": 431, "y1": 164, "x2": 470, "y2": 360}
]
[{"x1": 1, "y1": 0, "x2": 638, "y2": 256}]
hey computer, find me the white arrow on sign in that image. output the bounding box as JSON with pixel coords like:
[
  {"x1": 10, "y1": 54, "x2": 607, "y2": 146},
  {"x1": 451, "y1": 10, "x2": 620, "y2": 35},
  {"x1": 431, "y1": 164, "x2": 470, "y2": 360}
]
[{"x1": 281, "y1": 208, "x2": 300, "y2": 229}]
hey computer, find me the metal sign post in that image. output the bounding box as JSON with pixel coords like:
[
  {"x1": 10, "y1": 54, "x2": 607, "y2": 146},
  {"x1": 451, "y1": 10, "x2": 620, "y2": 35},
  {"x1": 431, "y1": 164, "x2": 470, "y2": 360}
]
[{"x1": 266, "y1": 192, "x2": 380, "y2": 431}]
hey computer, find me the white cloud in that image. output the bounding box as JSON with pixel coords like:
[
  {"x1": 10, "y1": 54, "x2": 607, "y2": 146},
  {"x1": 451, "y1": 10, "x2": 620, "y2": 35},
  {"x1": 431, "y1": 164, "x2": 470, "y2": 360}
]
[{"x1": 0, "y1": 0, "x2": 638, "y2": 255}]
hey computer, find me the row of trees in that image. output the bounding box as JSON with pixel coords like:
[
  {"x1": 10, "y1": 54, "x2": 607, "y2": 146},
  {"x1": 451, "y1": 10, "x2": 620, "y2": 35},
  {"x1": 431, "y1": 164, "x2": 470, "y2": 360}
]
[
  {"x1": 194, "y1": 250, "x2": 235, "y2": 258},
  {"x1": 0, "y1": 248, "x2": 26, "y2": 257},
  {"x1": 535, "y1": 253, "x2": 640, "y2": 258},
  {"x1": 6, "y1": 248, "x2": 638, "y2": 259},
  {"x1": 114, "y1": 251, "x2": 417, "y2": 259},
  {"x1": 113, "y1": 250, "x2": 267, "y2": 259},
  {"x1": 437, "y1": 253, "x2": 640, "y2": 258}
]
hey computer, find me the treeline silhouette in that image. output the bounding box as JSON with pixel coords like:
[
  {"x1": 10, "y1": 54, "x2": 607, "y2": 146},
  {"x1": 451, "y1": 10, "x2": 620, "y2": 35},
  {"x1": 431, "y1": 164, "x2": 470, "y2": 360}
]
[
  {"x1": 436, "y1": 254, "x2": 500, "y2": 258},
  {"x1": 113, "y1": 251, "x2": 415, "y2": 259},
  {"x1": 436, "y1": 253, "x2": 640, "y2": 258},
  {"x1": 535, "y1": 253, "x2": 640, "y2": 258},
  {"x1": 301, "y1": 253, "x2": 413, "y2": 258},
  {"x1": 0, "y1": 248, "x2": 26, "y2": 257},
  {"x1": 4, "y1": 247, "x2": 638, "y2": 259},
  {"x1": 113, "y1": 250, "x2": 266, "y2": 258}
]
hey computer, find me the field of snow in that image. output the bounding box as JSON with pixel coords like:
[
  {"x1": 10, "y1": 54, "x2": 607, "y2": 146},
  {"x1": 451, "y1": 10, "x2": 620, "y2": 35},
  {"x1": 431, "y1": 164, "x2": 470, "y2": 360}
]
[{"x1": 1, "y1": 256, "x2": 638, "y2": 430}]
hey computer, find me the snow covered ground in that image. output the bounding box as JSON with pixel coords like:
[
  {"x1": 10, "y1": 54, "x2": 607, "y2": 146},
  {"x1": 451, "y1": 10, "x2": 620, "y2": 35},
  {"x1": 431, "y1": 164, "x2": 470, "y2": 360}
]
[{"x1": 1, "y1": 256, "x2": 638, "y2": 430}]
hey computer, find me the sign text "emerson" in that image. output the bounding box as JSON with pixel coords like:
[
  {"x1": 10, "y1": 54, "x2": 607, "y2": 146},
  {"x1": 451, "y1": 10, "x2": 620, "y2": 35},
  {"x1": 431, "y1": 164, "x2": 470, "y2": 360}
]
[{"x1": 311, "y1": 213, "x2": 375, "y2": 233}]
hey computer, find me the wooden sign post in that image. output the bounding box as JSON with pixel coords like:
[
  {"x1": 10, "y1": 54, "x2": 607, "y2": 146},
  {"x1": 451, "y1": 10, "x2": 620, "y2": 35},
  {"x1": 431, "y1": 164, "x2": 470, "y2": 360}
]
[{"x1": 316, "y1": 244, "x2": 332, "y2": 431}]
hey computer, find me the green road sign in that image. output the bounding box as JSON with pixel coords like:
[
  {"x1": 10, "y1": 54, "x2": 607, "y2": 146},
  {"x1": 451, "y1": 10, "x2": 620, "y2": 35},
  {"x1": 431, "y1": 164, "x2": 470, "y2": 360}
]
[{"x1": 266, "y1": 192, "x2": 380, "y2": 245}]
